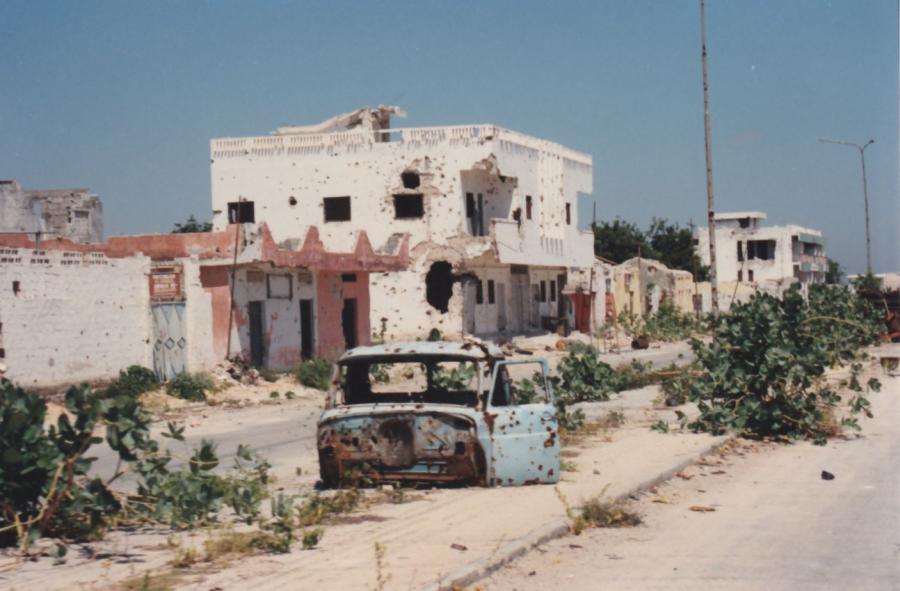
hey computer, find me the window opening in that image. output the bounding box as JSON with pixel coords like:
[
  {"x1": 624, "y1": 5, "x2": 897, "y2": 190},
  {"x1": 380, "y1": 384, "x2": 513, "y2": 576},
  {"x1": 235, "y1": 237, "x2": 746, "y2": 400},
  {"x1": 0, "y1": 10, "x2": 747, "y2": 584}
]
[
  {"x1": 323, "y1": 196, "x2": 351, "y2": 222},
  {"x1": 393, "y1": 194, "x2": 424, "y2": 219},
  {"x1": 227, "y1": 201, "x2": 255, "y2": 223}
]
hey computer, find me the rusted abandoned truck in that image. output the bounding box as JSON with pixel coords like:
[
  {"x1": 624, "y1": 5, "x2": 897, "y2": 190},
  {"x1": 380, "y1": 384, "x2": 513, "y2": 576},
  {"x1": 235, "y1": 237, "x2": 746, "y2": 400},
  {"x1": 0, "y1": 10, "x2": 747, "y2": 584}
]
[{"x1": 317, "y1": 340, "x2": 560, "y2": 487}]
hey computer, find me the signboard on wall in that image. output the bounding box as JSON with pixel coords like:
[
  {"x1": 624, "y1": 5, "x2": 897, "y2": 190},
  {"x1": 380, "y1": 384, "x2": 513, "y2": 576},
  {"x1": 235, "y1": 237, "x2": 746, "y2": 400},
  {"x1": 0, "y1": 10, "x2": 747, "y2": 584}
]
[{"x1": 149, "y1": 264, "x2": 184, "y2": 301}]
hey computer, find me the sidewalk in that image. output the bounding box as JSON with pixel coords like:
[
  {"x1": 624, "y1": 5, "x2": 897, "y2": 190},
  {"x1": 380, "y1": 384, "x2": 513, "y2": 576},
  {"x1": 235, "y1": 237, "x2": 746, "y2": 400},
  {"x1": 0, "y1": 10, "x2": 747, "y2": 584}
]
[{"x1": 185, "y1": 407, "x2": 727, "y2": 590}]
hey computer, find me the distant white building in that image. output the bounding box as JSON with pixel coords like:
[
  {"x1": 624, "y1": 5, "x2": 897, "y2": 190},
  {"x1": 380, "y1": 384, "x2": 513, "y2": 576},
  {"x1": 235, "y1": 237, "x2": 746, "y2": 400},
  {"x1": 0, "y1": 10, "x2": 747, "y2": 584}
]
[
  {"x1": 696, "y1": 212, "x2": 827, "y2": 303},
  {"x1": 209, "y1": 106, "x2": 595, "y2": 342}
]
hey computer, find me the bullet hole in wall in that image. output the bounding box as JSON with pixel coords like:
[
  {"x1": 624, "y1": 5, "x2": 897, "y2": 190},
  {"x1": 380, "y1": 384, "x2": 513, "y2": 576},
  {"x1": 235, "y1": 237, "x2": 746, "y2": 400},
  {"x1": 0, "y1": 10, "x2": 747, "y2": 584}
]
[
  {"x1": 425, "y1": 261, "x2": 454, "y2": 313},
  {"x1": 289, "y1": 196, "x2": 297, "y2": 206}
]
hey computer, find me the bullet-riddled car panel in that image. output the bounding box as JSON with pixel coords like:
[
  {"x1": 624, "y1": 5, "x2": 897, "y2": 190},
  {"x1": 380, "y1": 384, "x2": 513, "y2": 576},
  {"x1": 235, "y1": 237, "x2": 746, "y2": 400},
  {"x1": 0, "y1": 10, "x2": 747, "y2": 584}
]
[{"x1": 317, "y1": 340, "x2": 560, "y2": 487}]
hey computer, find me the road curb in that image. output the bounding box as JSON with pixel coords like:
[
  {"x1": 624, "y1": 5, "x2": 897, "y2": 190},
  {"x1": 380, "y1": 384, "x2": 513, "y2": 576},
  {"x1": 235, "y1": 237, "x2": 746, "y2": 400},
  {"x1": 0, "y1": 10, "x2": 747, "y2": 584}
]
[{"x1": 420, "y1": 435, "x2": 733, "y2": 591}]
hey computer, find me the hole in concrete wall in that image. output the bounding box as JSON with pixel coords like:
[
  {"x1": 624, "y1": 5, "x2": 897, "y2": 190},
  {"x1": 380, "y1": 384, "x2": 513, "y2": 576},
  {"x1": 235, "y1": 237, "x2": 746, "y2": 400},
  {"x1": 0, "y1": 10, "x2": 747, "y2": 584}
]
[
  {"x1": 12, "y1": 281, "x2": 20, "y2": 295},
  {"x1": 289, "y1": 196, "x2": 298, "y2": 206},
  {"x1": 425, "y1": 261, "x2": 454, "y2": 313},
  {"x1": 393, "y1": 194, "x2": 424, "y2": 219},
  {"x1": 0, "y1": 348, "x2": 4, "y2": 359},
  {"x1": 341, "y1": 273, "x2": 357, "y2": 283},
  {"x1": 401, "y1": 171, "x2": 421, "y2": 189},
  {"x1": 324, "y1": 196, "x2": 352, "y2": 222}
]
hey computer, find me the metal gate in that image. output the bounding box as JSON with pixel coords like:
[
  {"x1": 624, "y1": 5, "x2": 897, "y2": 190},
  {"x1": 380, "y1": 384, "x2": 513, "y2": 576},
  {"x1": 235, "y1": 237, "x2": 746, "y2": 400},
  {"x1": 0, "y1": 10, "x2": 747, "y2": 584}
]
[{"x1": 152, "y1": 303, "x2": 187, "y2": 381}]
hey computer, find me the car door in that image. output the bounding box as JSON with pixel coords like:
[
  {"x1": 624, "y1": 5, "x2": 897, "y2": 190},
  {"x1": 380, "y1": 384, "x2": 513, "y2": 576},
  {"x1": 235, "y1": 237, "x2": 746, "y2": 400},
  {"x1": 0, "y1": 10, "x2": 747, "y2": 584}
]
[{"x1": 486, "y1": 360, "x2": 560, "y2": 485}]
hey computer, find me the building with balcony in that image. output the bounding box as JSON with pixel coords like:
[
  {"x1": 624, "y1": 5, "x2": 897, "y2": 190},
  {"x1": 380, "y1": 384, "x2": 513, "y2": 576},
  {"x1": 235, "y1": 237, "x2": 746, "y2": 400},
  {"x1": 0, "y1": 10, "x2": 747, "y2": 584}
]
[
  {"x1": 695, "y1": 211, "x2": 827, "y2": 307},
  {"x1": 209, "y1": 107, "x2": 594, "y2": 343}
]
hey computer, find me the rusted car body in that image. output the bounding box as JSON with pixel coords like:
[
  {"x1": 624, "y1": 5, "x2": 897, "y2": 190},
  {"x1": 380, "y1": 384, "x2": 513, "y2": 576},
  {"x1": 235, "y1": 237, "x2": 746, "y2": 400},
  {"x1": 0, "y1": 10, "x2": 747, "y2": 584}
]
[{"x1": 317, "y1": 340, "x2": 560, "y2": 487}]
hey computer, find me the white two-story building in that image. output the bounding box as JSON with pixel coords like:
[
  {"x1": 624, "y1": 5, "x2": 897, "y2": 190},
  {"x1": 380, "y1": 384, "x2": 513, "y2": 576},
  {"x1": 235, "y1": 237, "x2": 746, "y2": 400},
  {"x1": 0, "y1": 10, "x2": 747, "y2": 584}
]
[
  {"x1": 696, "y1": 212, "x2": 827, "y2": 305},
  {"x1": 210, "y1": 106, "x2": 595, "y2": 343}
]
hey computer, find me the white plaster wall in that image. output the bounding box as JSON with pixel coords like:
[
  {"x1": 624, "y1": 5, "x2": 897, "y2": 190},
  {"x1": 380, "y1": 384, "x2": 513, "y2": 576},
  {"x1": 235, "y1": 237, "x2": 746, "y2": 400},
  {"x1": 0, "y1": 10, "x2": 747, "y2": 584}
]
[
  {"x1": 210, "y1": 126, "x2": 592, "y2": 256},
  {"x1": 227, "y1": 267, "x2": 315, "y2": 370},
  {"x1": 180, "y1": 257, "x2": 217, "y2": 372},
  {"x1": 368, "y1": 254, "x2": 466, "y2": 341},
  {"x1": 0, "y1": 248, "x2": 152, "y2": 388}
]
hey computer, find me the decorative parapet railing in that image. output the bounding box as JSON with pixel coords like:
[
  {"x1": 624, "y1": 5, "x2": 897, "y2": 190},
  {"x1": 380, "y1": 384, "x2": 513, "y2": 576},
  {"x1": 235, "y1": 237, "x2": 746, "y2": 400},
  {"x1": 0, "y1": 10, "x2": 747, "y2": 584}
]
[
  {"x1": 0, "y1": 247, "x2": 110, "y2": 267},
  {"x1": 211, "y1": 124, "x2": 592, "y2": 169}
]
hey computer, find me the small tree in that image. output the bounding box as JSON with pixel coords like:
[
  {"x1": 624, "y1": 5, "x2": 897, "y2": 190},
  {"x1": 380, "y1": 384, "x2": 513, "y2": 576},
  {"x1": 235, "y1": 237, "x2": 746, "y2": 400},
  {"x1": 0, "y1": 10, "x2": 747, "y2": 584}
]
[
  {"x1": 593, "y1": 218, "x2": 653, "y2": 263},
  {"x1": 825, "y1": 258, "x2": 844, "y2": 284},
  {"x1": 173, "y1": 214, "x2": 213, "y2": 233}
]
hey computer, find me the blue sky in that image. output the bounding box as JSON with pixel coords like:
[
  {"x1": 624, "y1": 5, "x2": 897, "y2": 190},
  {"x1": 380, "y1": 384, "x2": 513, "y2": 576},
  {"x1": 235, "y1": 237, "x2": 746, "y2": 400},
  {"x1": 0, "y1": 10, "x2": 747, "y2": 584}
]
[{"x1": 1, "y1": 1, "x2": 896, "y2": 274}]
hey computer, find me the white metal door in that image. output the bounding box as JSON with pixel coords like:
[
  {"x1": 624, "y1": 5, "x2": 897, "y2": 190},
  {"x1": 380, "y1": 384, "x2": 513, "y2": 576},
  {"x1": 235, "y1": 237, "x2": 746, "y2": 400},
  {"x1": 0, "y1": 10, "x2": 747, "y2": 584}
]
[{"x1": 152, "y1": 303, "x2": 187, "y2": 380}]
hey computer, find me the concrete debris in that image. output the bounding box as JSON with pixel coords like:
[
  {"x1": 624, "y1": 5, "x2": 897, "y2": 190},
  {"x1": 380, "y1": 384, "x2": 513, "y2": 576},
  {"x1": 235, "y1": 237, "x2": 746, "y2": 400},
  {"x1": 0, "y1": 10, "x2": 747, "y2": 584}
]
[{"x1": 213, "y1": 357, "x2": 261, "y2": 385}]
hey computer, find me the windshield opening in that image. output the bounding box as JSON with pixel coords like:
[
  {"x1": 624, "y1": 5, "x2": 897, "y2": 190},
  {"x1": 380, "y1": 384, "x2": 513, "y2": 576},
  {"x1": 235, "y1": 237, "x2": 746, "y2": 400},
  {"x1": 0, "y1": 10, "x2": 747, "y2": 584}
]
[{"x1": 339, "y1": 356, "x2": 481, "y2": 407}]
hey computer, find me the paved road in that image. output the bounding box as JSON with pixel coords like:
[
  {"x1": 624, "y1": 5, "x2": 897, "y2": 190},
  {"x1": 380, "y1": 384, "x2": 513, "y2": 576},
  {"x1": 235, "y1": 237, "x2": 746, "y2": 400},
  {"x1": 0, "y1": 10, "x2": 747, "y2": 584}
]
[{"x1": 482, "y1": 363, "x2": 900, "y2": 590}]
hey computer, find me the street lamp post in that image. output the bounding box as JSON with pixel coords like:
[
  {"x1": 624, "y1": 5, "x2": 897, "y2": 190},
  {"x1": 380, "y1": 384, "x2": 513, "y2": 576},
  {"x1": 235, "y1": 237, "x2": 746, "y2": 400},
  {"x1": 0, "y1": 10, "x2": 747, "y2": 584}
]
[{"x1": 818, "y1": 137, "x2": 875, "y2": 274}]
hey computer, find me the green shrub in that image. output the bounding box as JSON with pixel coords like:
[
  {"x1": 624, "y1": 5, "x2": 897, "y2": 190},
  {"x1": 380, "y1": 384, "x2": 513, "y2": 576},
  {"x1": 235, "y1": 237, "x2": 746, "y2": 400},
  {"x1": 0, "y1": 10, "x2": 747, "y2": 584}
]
[
  {"x1": 432, "y1": 363, "x2": 476, "y2": 390},
  {"x1": 297, "y1": 489, "x2": 361, "y2": 527},
  {"x1": 257, "y1": 367, "x2": 280, "y2": 383},
  {"x1": 301, "y1": 528, "x2": 324, "y2": 550},
  {"x1": 620, "y1": 303, "x2": 704, "y2": 343},
  {"x1": 682, "y1": 285, "x2": 881, "y2": 444},
  {"x1": 0, "y1": 379, "x2": 271, "y2": 548},
  {"x1": 114, "y1": 365, "x2": 158, "y2": 397},
  {"x1": 294, "y1": 359, "x2": 333, "y2": 391},
  {"x1": 166, "y1": 372, "x2": 215, "y2": 401}
]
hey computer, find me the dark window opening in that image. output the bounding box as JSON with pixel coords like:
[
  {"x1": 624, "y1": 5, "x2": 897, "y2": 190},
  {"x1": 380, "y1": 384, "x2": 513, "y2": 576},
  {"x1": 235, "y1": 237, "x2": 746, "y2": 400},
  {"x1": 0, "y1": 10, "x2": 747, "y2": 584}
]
[
  {"x1": 512, "y1": 207, "x2": 522, "y2": 226},
  {"x1": 466, "y1": 192, "x2": 486, "y2": 236},
  {"x1": 324, "y1": 196, "x2": 351, "y2": 222},
  {"x1": 341, "y1": 273, "x2": 357, "y2": 283},
  {"x1": 425, "y1": 261, "x2": 454, "y2": 313},
  {"x1": 550, "y1": 280, "x2": 557, "y2": 302},
  {"x1": 475, "y1": 280, "x2": 484, "y2": 305},
  {"x1": 228, "y1": 201, "x2": 255, "y2": 223},
  {"x1": 748, "y1": 270, "x2": 755, "y2": 282},
  {"x1": 288, "y1": 196, "x2": 297, "y2": 206},
  {"x1": 0, "y1": 348, "x2": 4, "y2": 359},
  {"x1": 74, "y1": 210, "x2": 89, "y2": 219},
  {"x1": 511, "y1": 264, "x2": 528, "y2": 275},
  {"x1": 401, "y1": 171, "x2": 420, "y2": 189},
  {"x1": 738, "y1": 270, "x2": 743, "y2": 282},
  {"x1": 565, "y1": 203, "x2": 572, "y2": 225},
  {"x1": 342, "y1": 298, "x2": 358, "y2": 349},
  {"x1": 739, "y1": 217, "x2": 751, "y2": 229},
  {"x1": 525, "y1": 195, "x2": 533, "y2": 220},
  {"x1": 539, "y1": 281, "x2": 547, "y2": 303},
  {"x1": 393, "y1": 194, "x2": 424, "y2": 219},
  {"x1": 12, "y1": 281, "x2": 20, "y2": 295},
  {"x1": 747, "y1": 239, "x2": 776, "y2": 261},
  {"x1": 737, "y1": 241, "x2": 744, "y2": 262},
  {"x1": 487, "y1": 280, "x2": 496, "y2": 304}
]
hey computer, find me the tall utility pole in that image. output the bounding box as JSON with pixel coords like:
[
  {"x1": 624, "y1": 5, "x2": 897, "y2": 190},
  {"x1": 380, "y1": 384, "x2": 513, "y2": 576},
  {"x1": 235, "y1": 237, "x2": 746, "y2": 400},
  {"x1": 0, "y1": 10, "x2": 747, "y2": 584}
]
[
  {"x1": 700, "y1": 0, "x2": 719, "y2": 314},
  {"x1": 817, "y1": 138, "x2": 875, "y2": 274}
]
